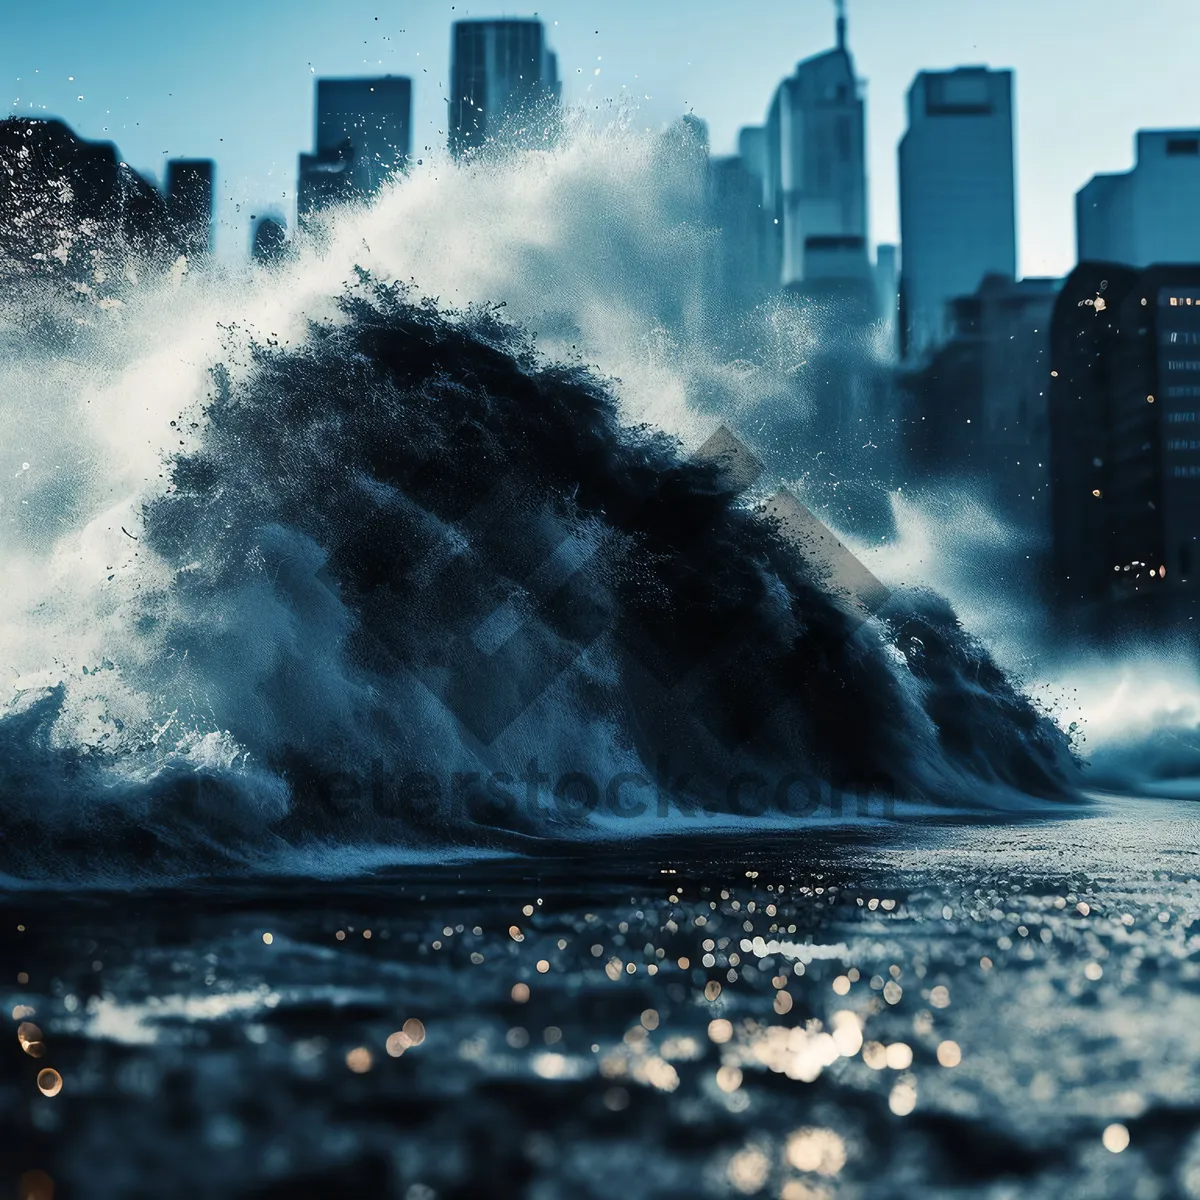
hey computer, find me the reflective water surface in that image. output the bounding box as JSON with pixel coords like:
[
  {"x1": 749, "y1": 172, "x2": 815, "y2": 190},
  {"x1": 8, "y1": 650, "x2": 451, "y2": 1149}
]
[{"x1": 6, "y1": 796, "x2": 1200, "y2": 1199}]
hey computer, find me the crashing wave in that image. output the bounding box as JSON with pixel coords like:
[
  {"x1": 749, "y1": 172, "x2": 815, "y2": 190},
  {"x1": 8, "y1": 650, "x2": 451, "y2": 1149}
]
[{"x1": 0, "y1": 275, "x2": 1079, "y2": 881}]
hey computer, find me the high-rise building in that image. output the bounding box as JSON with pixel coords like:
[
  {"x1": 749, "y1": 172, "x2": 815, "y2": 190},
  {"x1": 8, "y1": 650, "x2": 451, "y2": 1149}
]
[
  {"x1": 874, "y1": 243, "x2": 899, "y2": 348},
  {"x1": 708, "y1": 153, "x2": 777, "y2": 316},
  {"x1": 0, "y1": 117, "x2": 175, "y2": 282},
  {"x1": 251, "y1": 215, "x2": 288, "y2": 265},
  {"x1": 448, "y1": 19, "x2": 561, "y2": 158},
  {"x1": 166, "y1": 159, "x2": 214, "y2": 258},
  {"x1": 898, "y1": 67, "x2": 1016, "y2": 359},
  {"x1": 900, "y1": 273, "x2": 1058, "y2": 526},
  {"x1": 298, "y1": 77, "x2": 412, "y2": 221},
  {"x1": 761, "y1": 4, "x2": 868, "y2": 290},
  {"x1": 1077, "y1": 130, "x2": 1200, "y2": 267},
  {"x1": 1049, "y1": 263, "x2": 1200, "y2": 631}
]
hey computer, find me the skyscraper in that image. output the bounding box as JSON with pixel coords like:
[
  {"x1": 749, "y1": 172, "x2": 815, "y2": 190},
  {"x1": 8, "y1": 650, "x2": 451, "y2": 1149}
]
[
  {"x1": 898, "y1": 67, "x2": 1016, "y2": 359},
  {"x1": 874, "y1": 243, "x2": 899, "y2": 346},
  {"x1": 899, "y1": 273, "x2": 1058, "y2": 525},
  {"x1": 251, "y1": 215, "x2": 288, "y2": 265},
  {"x1": 1049, "y1": 263, "x2": 1200, "y2": 631},
  {"x1": 761, "y1": 3, "x2": 867, "y2": 290},
  {"x1": 1077, "y1": 130, "x2": 1200, "y2": 267},
  {"x1": 298, "y1": 76, "x2": 412, "y2": 221},
  {"x1": 166, "y1": 159, "x2": 214, "y2": 258},
  {"x1": 0, "y1": 118, "x2": 176, "y2": 282},
  {"x1": 708, "y1": 153, "x2": 777, "y2": 316},
  {"x1": 448, "y1": 19, "x2": 561, "y2": 158}
]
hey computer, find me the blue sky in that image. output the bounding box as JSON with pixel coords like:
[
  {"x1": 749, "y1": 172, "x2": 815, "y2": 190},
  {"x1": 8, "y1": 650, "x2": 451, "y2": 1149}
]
[{"x1": 4, "y1": 0, "x2": 1200, "y2": 272}]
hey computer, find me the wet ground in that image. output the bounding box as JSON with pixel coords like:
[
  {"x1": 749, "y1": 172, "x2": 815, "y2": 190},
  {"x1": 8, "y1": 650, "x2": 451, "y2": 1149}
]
[{"x1": 6, "y1": 795, "x2": 1200, "y2": 1199}]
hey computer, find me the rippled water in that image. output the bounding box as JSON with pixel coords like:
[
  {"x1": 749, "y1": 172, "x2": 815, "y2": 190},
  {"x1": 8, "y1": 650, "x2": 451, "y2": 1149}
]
[{"x1": 6, "y1": 795, "x2": 1200, "y2": 1199}]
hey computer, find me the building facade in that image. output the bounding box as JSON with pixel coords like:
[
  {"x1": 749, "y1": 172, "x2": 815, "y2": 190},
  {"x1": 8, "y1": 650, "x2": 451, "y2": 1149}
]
[
  {"x1": 874, "y1": 243, "x2": 899, "y2": 351},
  {"x1": 898, "y1": 67, "x2": 1016, "y2": 360},
  {"x1": 165, "y1": 159, "x2": 214, "y2": 258},
  {"x1": 1077, "y1": 130, "x2": 1200, "y2": 267},
  {"x1": 900, "y1": 273, "x2": 1058, "y2": 527},
  {"x1": 761, "y1": 12, "x2": 868, "y2": 291},
  {"x1": 448, "y1": 19, "x2": 560, "y2": 158},
  {"x1": 298, "y1": 77, "x2": 412, "y2": 221},
  {"x1": 1049, "y1": 264, "x2": 1200, "y2": 631}
]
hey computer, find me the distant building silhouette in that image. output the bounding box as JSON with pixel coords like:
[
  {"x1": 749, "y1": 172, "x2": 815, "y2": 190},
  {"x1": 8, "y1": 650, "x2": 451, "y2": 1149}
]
[
  {"x1": 761, "y1": 5, "x2": 868, "y2": 291},
  {"x1": 298, "y1": 76, "x2": 412, "y2": 222},
  {"x1": 708, "y1": 153, "x2": 776, "y2": 315},
  {"x1": 0, "y1": 118, "x2": 174, "y2": 285},
  {"x1": 166, "y1": 159, "x2": 214, "y2": 258},
  {"x1": 1077, "y1": 131, "x2": 1200, "y2": 268},
  {"x1": 899, "y1": 67, "x2": 1016, "y2": 360},
  {"x1": 874, "y1": 243, "x2": 899, "y2": 350},
  {"x1": 251, "y1": 215, "x2": 288, "y2": 264},
  {"x1": 1049, "y1": 263, "x2": 1200, "y2": 631},
  {"x1": 448, "y1": 18, "x2": 561, "y2": 157},
  {"x1": 900, "y1": 273, "x2": 1058, "y2": 526}
]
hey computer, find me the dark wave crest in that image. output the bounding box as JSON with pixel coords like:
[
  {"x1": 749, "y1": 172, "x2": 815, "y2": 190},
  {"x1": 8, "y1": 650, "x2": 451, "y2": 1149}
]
[{"x1": 0, "y1": 276, "x2": 1079, "y2": 882}]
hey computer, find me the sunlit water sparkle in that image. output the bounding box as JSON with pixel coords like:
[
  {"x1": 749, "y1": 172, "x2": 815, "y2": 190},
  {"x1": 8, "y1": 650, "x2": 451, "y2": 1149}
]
[{"x1": 6, "y1": 795, "x2": 1200, "y2": 1198}]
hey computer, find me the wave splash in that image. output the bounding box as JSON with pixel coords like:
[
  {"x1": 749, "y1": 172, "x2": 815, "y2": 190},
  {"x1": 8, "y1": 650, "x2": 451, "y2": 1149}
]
[{"x1": 0, "y1": 125, "x2": 1080, "y2": 881}]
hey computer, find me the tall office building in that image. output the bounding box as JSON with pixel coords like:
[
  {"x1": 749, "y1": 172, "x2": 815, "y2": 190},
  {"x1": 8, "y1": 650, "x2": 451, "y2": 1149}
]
[
  {"x1": 900, "y1": 273, "x2": 1058, "y2": 527},
  {"x1": 709, "y1": 153, "x2": 777, "y2": 316},
  {"x1": 898, "y1": 67, "x2": 1016, "y2": 359},
  {"x1": 1077, "y1": 130, "x2": 1200, "y2": 267},
  {"x1": 0, "y1": 117, "x2": 175, "y2": 282},
  {"x1": 761, "y1": 4, "x2": 868, "y2": 290},
  {"x1": 448, "y1": 19, "x2": 561, "y2": 158},
  {"x1": 251, "y1": 215, "x2": 288, "y2": 265},
  {"x1": 1049, "y1": 263, "x2": 1200, "y2": 631},
  {"x1": 165, "y1": 159, "x2": 214, "y2": 258},
  {"x1": 298, "y1": 77, "x2": 412, "y2": 221},
  {"x1": 874, "y1": 243, "x2": 899, "y2": 346}
]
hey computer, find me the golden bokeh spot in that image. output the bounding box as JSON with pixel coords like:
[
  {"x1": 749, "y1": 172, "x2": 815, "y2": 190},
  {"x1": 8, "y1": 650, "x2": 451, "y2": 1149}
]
[
  {"x1": 36, "y1": 1068, "x2": 62, "y2": 1097},
  {"x1": 18, "y1": 1169, "x2": 54, "y2": 1200},
  {"x1": 1102, "y1": 1123, "x2": 1130, "y2": 1153},
  {"x1": 345, "y1": 1047, "x2": 373, "y2": 1073},
  {"x1": 708, "y1": 1018, "x2": 733, "y2": 1044},
  {"x1": 786, "y1": 1126, "x2": 847, "y2": 1176},
  {"x1": 716, "y1": 1065, "x2": 742, "y2": 1093},
  {"x1": 937, "y1": 1040, "x2": 962, "y2": 1067}
]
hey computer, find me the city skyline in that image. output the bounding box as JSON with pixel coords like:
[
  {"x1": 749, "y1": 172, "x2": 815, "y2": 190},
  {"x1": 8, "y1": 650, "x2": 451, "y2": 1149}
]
[{"x1": 3, "y1": 0, "x2": 1200, "y2": 269}]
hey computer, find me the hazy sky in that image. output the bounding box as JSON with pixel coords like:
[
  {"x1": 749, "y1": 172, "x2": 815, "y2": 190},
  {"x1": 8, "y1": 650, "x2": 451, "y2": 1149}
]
[{"x1": 4, "y1": 0, "x2": 1200, "y2": 273}]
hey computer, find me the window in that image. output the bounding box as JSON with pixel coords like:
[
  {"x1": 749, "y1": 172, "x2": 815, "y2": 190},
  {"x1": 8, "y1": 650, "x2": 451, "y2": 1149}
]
[
  {"x1": 1167, "y1": 137, "x2": 1200, "y2": 156},
  {"x1": 925, "y1": 72, "x2": 994, "y2": 115}
]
